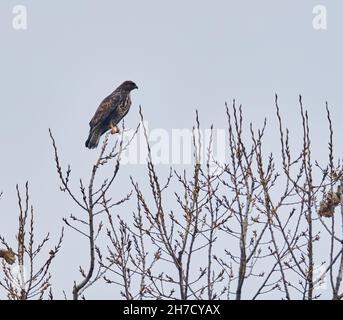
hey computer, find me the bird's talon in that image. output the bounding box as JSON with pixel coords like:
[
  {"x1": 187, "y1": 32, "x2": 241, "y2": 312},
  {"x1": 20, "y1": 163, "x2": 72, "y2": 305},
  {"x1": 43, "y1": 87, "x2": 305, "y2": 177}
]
[{"x1": 110, "y1": 123, "x2": 119, "y2": 134}]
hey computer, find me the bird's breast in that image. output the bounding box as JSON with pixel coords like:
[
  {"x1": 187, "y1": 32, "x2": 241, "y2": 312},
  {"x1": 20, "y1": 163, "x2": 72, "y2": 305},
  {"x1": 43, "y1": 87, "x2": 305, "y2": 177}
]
[
  {"x1": 111, "y1": 95, "x2": 132, "y2": 125},
  {"x1": 119, "y1": 95, "x2": 131, "y2": 114}
]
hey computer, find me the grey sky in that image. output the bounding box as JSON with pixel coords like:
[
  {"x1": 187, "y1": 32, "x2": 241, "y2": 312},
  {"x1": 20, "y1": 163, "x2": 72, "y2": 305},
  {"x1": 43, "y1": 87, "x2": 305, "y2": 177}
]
[{"x1": 0, "y1": 1, "x2": 342, "y2": 299}]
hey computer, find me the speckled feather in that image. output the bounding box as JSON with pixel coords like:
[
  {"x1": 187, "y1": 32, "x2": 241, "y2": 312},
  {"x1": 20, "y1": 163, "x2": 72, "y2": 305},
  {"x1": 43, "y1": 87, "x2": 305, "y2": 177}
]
[{"x1": 89, "y1": 90, "x2": 131, "y2": 130}]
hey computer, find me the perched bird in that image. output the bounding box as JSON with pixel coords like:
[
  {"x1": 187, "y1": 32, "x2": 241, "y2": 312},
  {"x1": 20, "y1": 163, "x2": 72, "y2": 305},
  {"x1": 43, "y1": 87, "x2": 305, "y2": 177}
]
[{"x1": 85, "y1": 80, "x2": 138, "y2": 149}]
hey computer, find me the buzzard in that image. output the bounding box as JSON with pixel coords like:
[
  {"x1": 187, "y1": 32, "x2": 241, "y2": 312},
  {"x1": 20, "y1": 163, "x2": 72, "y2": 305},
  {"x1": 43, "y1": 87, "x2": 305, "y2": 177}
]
[{"x1": 85, "y1": 80, "x2": 138, "y2": 149}]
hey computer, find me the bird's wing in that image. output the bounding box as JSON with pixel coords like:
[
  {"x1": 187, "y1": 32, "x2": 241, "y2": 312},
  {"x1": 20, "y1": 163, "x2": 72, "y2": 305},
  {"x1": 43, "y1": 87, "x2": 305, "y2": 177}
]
[{"x1": 89, "y1": 92, "x2": 121, "y2": 128}]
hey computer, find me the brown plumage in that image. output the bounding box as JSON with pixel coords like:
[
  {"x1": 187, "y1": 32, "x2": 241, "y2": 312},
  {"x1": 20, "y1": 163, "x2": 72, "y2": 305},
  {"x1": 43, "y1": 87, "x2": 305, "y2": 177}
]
[
  {"x1": 85, "y1": 80, "x2": 138, "y2": 149},
  {"x1": 0, "y1": 248, "x2": 15, "y2": 265}
]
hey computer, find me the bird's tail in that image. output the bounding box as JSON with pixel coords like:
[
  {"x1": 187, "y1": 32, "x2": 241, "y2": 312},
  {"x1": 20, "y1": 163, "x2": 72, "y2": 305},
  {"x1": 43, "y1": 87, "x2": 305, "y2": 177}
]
[{"x1": 85, "y1": 128, "x2": 101, "y2": 149}]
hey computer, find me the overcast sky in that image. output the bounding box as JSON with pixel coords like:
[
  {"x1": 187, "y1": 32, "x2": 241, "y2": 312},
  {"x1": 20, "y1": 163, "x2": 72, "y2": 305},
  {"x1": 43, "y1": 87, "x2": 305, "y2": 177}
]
[{"x1": 0, "y1": 0, "x2": 342, "y2": 299}]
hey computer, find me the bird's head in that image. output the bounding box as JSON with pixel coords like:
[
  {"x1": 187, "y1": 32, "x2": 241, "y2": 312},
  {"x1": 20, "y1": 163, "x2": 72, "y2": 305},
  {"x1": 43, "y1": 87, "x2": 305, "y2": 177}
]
[{"x1": 120, "y1": 80, "x2": 138, "y2": 92}]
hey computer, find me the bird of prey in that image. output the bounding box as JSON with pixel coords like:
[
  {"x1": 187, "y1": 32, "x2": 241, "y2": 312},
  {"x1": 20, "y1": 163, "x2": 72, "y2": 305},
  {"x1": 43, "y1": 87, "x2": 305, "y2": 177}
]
[{"x1": 85, "y1": 80, "x2": 138, "y2": 149}]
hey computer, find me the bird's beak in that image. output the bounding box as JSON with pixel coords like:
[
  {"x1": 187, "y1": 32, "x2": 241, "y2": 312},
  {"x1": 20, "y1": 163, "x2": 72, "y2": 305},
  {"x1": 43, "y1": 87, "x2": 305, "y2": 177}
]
[{"x1": 135, "y1": 85, "x2": 138, "y2": 90}]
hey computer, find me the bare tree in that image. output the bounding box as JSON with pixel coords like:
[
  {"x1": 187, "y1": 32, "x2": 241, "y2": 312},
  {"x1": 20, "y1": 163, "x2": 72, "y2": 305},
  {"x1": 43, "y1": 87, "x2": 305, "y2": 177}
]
[
  {"x1": 0, "y1": 183, "x2": 63, "y2": 300},
  {"x1": 99, "y1": 99, "x2": 343, "y2": 300},
  {"x1": 2, "y1": 97, "x2": 342, "y2": 300},
  {"x1": 49, "y1": 124, "x2": 138, "y2": 300}
]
